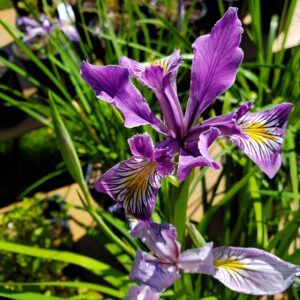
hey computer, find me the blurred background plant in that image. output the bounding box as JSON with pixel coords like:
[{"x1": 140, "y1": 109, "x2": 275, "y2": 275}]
[
  {"x1": 0, "y1": 195, "x2": 73, "y2": 295},
  {"x1": 0, "y1": 0, "x2": 299, "y2": 299}
]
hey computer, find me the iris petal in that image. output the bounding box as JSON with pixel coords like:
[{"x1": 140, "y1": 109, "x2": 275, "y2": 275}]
[
  {"x1": 80, "y1": 62, "x2": 168, "y2": 135},
  {"x1": 131, "y1": 222, "x2": 180, "y2": 263},
  {"x1": 185, "y1": 7, "x2": 243, "y2": 129},
  {"x1": 212, "y1": 246, "x2": 300, "y2": 295},
  {"x1": 178, "y1": 243, "x2": 215, "y2": 274},
  {"x1": 126, "y1": 285, "x2": 160, "y2": 300},
  {"x1": 130, "y1": 251, "x2": 180, "y2": 292},
  {"x1": 95, "y1": 157, "x2": 161, "y2": 220},
  {"x1": 229, "y1": 103, "x2": 293, "y2": 178},
  {"x1": 120, "y1": 51, "x2": 184, "y2": 139},
  {"x1": 95, "y1": 134, "x2": 175, "y2": 220}
]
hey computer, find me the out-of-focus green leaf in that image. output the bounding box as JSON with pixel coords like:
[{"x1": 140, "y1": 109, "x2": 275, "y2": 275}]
[
  {"x1": 0, "y1": 241, "x2": 125, "y2": 288},
  {"x1": 0, "y1": 289, "x2": 64, "y2": 300},
  {"x1": 0, "y1": 281, "x2": 124, "y2": 298}
]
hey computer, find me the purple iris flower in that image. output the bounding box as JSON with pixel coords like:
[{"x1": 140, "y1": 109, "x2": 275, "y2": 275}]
[
  {"x1": 17, "y1": 12, "x2": 79, "y2": 44},
  {"x1": 127, "y1": 221, "x2": 300, "y2": 298},
  {"x1": 80, "y1": 8, "x2": 292, "y2": 220},
  {"x1": 17, "y1": 14, "x2": 54, "y2": 45}
]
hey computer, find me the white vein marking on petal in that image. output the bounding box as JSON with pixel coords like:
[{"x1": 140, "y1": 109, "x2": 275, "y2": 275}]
[
  {"x1": 230, "y1": 110, "x2": 283, "y2": 164},
  {"x1": 108, "y1": 158, "x2": 159, "y2": 217},
  {"x1": 213, "y1": 247, "x2": 297, "y2": 295}
]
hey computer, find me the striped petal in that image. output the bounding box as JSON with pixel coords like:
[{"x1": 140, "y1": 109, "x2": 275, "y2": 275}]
[
  {"x1": 95, "y1": 157, "x2": 161, "y2": 220},
  {"x1": 95, "y1": 134, "x2": 175, "y2": 220},
  {"x1": 212, "y1": 246, "x2": 300, "y2": 295},
  {"x1": 229, "y1": 103, "x2": 293, "y2": 178}
]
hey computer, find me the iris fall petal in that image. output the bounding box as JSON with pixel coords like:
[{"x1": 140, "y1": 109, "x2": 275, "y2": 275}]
[{"x1": 212, "y1": 246, "x2": 300, "y2": 295}]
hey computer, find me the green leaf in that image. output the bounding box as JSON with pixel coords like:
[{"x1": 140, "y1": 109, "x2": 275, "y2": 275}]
[
  {"x1": 172, "y1": 173, "x2": 192, "y2": 246},
  {"x1": 286, "y1": 129, "x2": 299, "y2": 209},
  {"x1": 198, "y1": 168, "x2": 257, "y2": 233},
  {"x1": 0, "y1": 241, "x2": 125, "y2": 288},
  {"x1": 49, "y1": 93, "x2": 85, "y2": 190},
  {"x1": 0, "y1": 288, "x2": 64, "y2": 300},
  {"x1": 0, "y1": 282, "x2": 124, "y2": 299}
]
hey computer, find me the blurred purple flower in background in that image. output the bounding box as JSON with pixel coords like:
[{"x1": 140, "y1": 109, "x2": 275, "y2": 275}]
[
  {"x1": 127, "y1": 221, "x2": 300, "y2": 298},
  {"x1": 17, "y1": 14, "x2": 54, "y2": 45},
  {"x1": 18, "y1": 3, "x2": 79, "y2": 44},
  {"x1": 81, "y1": 8, "x2": 292, "y2": 221}
]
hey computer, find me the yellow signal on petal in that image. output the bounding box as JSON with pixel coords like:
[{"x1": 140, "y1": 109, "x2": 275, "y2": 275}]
[
  {"x1": 151, "y1": 59, "x2": 169, "y2": 73},
  {"x1": 122, "y1": 160, "x2": 157, "y2": 213},
  {"x1": 214, "y1": 258, "x2": 245, "y2": 270},
  {"x1": 242, "y1": 124, "x2": 276, "y2": 142},
  {"x1": 123, "y1": 161, "x2": 157, "y2": 196}
]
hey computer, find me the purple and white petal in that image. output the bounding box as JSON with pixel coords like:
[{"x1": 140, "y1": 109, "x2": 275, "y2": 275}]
[
  {"x1": 80, "y1": 62, "x2": 168, "y2": 135},
  {"x1": 212, "y1": 246, "x2": 300, "y2": 295},
  {"x1": 17, "y1": 16, "x2": 40, "y2": 28},
  {"x1": 185, "y1": 7, "x2": 243, "y2": 129},
  {"x1": 131, "y1": 222, "x2": 180, "y2": 263},
  {"x1": 178, "y1": 242, "x2": 215, "y2": 275},
  {"x1": 130, "y1": 251, "x2": 180, "y2": 292},
  {"x1": 126, "y1": 285, "x2": 160, "y2": 300},
  {"x1": 229, "y1": 103, "x2": 293, "y2": 178},
  {"x1": 95, "y1": 157, "x2": 162, "y2": 220}
]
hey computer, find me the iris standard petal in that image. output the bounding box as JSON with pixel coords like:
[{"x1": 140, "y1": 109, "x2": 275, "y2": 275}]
[
  {"x1": 178, "y1": 242, "x2": 215, "y2": 274},
  {"x1": 95, "y1": 157, "x2": 161, "y2": 220},
  {"x1": 80, "y1": 62, "x2": 168, "y2": 135},
  {"x1": 120, "y1": 51, "x2": 185, "y2": 139},
  {"x1": 126, "y1": 285, "x2": 160, "y2": 300},
  {"x1": 119, "y1": 50, "x2": 182, "y2": 88},
  {"x1": 229, "y1": 103, "x2": 293, "y2": 178},
  {"x1": 212, "y1": 246, "x2": 300, "y2": 295},
  {"x1": 131, "y1": 222, "x2": 180, "y2": 263},
  {"x1": 185, "y1": 7, "x2": 243, "y2": 129},
  {"x1": 130, "y1": 251, "x2": 180, "y2": 292}
]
